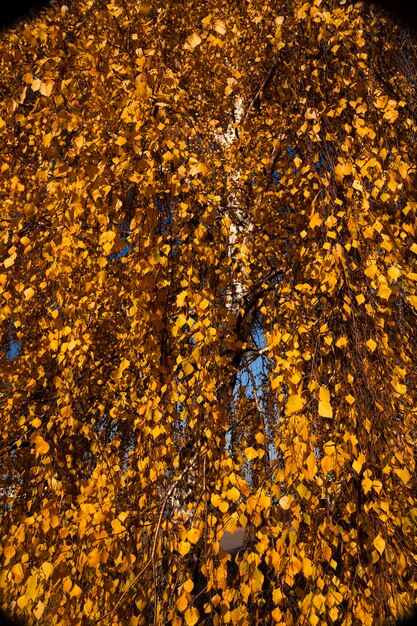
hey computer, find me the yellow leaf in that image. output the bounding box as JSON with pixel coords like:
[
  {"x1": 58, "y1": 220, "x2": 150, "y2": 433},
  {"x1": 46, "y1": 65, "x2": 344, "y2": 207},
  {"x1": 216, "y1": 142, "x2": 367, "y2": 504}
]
[
  {"x1": 74, "y1": 136, "x2": 85, "y2": 149},
  {"x1": 411, "y1": 243, "x2": 417, "y2": 254},
  {"x1": 87, "y1": 548, "x2": 101, "y2": 568},
  {"x1": 394, "y1": 467, "x2": 411, "y2": 485},
  {"x1": 373, "y1": 535, "x2": 386, "y2": 555},
  {"x1": 24, "y1": 287, "x2": 35, "y2": 300},
  {"x1": 271, "y1": 376, "x2": 281, "y2": 390},
  {"x1": 318, "y1": 386, "x2": 332, "y2": 418},
  {"x1": 115, "y1": 136, "x2": 127, "y2": 146},
  {"x1": 302, "y1": 557, "x2": 313, "y2": 577},
  {"x1": 177, "y1": 593, "x2": 188, "y2": 612},
  {"x1": 345, "y1": 394, "x2": 355, "y2": 404},
  {"x1": 334, "y1": 162, "x2": 352, "y2": 181},
  {"x1": 67, "y1": 339, "x2": 77, "y2": 351},
  {"x1": 182, "y1": 578, "x2": 194, "y2": 594},
  {"x1": 178, "y1": 541, "x2": 191, "y2": 556},
  {"x1": 309, "y1": 212, "x2": 323, "y2": 229},
  {"x1": 35, "y1": 435, "x2": 50, "y2": 456},
  {"x1": 33, "y1": 601, "x2": 45, "y2": 620},
  {"x1": 352, "y1": 452, "x2": 365, "y2": 474},
  {"x1": 4, "y1": 545, "x2": 15, "y2": 560},
  {"x1": 366, "y1": 338, "x2": 377, "y2": 352},
  {"x1": 17, "y1": 595, "x2": 28, "y2": 610},
  {"x1": 184, "y1": 607, "x2": 199, "y2": 626},
  {"x1": 183, "y1": 361, "x2": 194, "y2": 376},
  {"x1": 63, "y1": 577, "x2": 72, "y2": 593},
  {"x1": 188, "y1": 33, "x2": 202, "y2": 48},
  {"x1": 279, "y1": 495, "x2": 291, "y2": 510},
  {"x1": 226, "y1": 486, "x2": 240, "y2": 502},
  {"x1": 244, "y1": 447, "x2": 258, "y2": 461},
  {"x1": 12, "y1": 563, "x2": 25, "y2": 584},
  {"x1": 111, "y1": 519, "x2": 125, "y2": 534},
  {"x1": 364, "y1": 263, "x2": 378, "y2": 278},
  {"x1": 240, "y1": 582, "x2": 250, "y2": 602},
  {"x1": 377, "y1": 284, "x2": 391, "y2": 300},
  {"x1": 31, "y1": 78, "x2": 41, "y2": 92},
  {"x1": 321, "y1": 445, "x2": 334, "y2": 466},
  {"x1": 356, "y1": 293, "x2": 365, "y2": 305},
  {"x1": 258, "y1": 492, "x2": 271, "y2": 509},
  {"x1": 319, "y1": 386, "x2": 329, "y2": 403},
  {"x1": 210, "y1": 493, "x2": 222, "y2": 508},
  {"x1": 198, "y1": 162, "x2": 208, "y2": 176},
  {"x1": 39, "y1": 81, "x2": 54, "y2": 96},
  {"x1": 70, "y1": 584, "x2": 82, "y2": 597},
  {"x1": 388, "y1": 266, "x2": 401, "y2": 281},
  {"x1": 362, "y1": 475, "x2": 373, "y2": 495},
  {"x1": 329, "y1": 607, "x2": 339, "y2": 621},
  {"x1": 286, "y1": 394, "x2": 304, "y2": 415},
  {"x1": 43, "y1": 133, "x2": 53, "y2": 148},
  {"x1": 297, "y1": 483, "x2": 308, "y2": 498},
  {"x1": 383, "y1": 108, "x2": 398, "y2": 123},
  {"x1": 4, "y1": 257, "x2": 14, "y2": 268},
  {"x1": 255, "y1": 432, "x2": 265, "y2": 444},
  {"x1": 318, "y1": 401, "x2": 333, "y2": 418},
  {"x1": 250, "y1": 567, "x2": 264, "y2": 593},
  {"x1": 25, "y1": 574, "x2": 38, "y2": 601},
  {"x1": 186, "y1": 528, "x2": 201, "y2": 544},
  {"x1": 335, "y1": 337, "x2": 347, "y2": 348},
  {"x1": 41, "y1": 562, "x2": 54, "y2": 580},
  {"x1": 321, "y1": 455, "x2": 335, "y2": 474},
  {"x1": 176, "y1": 290, "x2": 188, "y2": 306},
  {"x1": 214, "y1": 20, "x2": 226, "y2": 34},
  {"x1": 372, "y1": 480, "x2": 382, "y2": 494},
  {"x1": 119, "y1": 357, "x2": 130, "y2": 372}
]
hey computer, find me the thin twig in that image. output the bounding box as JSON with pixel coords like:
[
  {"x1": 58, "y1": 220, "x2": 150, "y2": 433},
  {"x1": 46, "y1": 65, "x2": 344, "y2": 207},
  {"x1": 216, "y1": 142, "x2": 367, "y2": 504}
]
[
  {"x1": 241, "y1": 57, "x2": 281, "y2": 124},
  {"x1": 93, "y1": 461, "x2": 194, "y2": 624}
]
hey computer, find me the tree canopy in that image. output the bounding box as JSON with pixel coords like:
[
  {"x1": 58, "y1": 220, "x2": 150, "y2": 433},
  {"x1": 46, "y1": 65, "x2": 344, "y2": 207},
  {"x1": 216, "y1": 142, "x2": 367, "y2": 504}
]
[{"x1": 1, "y1": 0, "x2": 417, "y2": 624}]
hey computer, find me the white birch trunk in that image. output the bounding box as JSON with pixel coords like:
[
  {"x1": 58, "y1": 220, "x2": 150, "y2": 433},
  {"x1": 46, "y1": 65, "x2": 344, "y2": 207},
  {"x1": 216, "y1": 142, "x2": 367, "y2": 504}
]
[{"x1": 171, "y1": 96, "x2": 257, "y2": 521}]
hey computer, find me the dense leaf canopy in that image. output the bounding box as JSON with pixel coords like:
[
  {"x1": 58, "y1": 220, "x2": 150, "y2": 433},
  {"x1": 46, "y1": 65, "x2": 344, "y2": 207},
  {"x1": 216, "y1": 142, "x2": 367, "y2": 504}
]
[{"x1": 1, "y1": 1, "x2": 417, "y2": 624}]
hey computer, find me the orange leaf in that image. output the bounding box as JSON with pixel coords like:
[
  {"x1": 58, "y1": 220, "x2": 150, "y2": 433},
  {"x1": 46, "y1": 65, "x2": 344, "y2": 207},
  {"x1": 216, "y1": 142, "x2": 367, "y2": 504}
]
[{"x1": 34, "y1": 436, "x2": 50, "y2": 456}]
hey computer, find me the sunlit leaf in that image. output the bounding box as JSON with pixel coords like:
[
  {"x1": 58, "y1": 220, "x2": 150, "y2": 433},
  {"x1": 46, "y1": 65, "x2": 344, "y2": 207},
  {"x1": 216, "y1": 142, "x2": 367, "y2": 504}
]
[
  {"x1": 318, "y1": 386, "x2": 332, "y2": 418},
  {"x1": 184, "y1": 607, "x2": 199, "y2": 626},
  {"x1": 286, "y1": 394, "x2": 304, "y2": 415},
  {"x1": 177, "y1": 593, "x2": 188, "y2": 612},
  {"x1": 34, "y1": 436, "x2": 50, "y2": 456},
  {"x1": 186, "y1": 528, "x2": 202, "y2": 544},
  {"x1": 279, "y1": 495, "x2": 291, "y2": 510},
  {"x1": 373, "y1": 535, "x2": 386, "y2": 555},
  {"x1": 41, "y1": 562, "x2": 54, "y2": 580},
  {"x1": 178, "y1": 541, "x2": 191, "y2": 556}
]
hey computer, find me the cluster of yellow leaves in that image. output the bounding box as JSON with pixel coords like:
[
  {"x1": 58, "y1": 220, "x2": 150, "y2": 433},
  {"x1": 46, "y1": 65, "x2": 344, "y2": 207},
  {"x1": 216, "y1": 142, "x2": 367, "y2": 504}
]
[{"x1": 0, "y1": 0, "x2": 417, "y2": 625}]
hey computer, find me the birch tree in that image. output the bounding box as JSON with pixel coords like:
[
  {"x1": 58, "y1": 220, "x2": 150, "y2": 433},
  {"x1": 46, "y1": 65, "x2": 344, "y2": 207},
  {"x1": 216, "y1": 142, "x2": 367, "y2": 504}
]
[{"x1": 1, "y1": 1, "x2": 417, "y2": 625}]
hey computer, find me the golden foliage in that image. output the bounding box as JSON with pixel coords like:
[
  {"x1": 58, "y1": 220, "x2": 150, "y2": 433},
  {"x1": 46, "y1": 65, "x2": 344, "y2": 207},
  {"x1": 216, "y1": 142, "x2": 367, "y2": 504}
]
[{"x1": 1, "y1": 0, "x2": 417, "y2": 624}]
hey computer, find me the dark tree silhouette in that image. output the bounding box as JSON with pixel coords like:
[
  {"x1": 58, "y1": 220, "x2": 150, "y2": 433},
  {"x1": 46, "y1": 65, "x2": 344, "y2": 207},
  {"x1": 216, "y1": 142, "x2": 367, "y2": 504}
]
[
  {"x1": 399, "y1": 608, "x2": 417, "y2": 626},
  {"x1": 0, "y1": 609, "x2": 23, "y2": 626}
]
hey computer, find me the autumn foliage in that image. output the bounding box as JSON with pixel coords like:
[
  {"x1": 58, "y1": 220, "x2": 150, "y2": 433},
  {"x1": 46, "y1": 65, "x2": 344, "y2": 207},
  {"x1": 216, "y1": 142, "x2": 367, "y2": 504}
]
[{"x1": 1, "y1": 0, "x2": 417, "y2": 624}]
